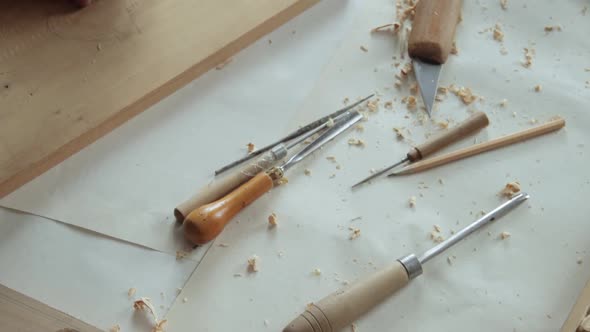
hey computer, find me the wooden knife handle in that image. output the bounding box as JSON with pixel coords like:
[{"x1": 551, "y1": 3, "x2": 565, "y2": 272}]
[
  {"x1": 183, "y1": 172, "x2": 274, "y2": 245},
  {"x1": 283, "y1": 262, "x2": 409, "y2": 332},
  {"x1": 407, "y1": 111, "x2": 489, "y2": 161},
  {"x1": 408, "y1": 0, "x2": 462, "y2": 64},
  {"x1": 174, "y1": 152, "x2": 279, "y2": 222}
]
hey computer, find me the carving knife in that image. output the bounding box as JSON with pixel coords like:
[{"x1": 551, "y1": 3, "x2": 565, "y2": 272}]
[{"x1": 408, "y1": 0, "x2": 462, "y2": 116}]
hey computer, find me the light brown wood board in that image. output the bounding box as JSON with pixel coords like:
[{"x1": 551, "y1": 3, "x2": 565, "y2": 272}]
[
  {"x1": 0, "y1": 283, "x2": 102, "y2": 332},
  {"x1": 0, "y1": 0, "x2": 318, "y2": 198},
  {"x1": 561, "y1": 279, "x2": 590, "y2": 332}
]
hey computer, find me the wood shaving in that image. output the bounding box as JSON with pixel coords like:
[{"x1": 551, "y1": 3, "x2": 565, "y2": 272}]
[
  {"x1": 355, "y1": 124, "x2": 365, "y2": 132},
  {"x1": 109, "y1": 325, "x2": 121, "y2": 332},
  {"x1": 349, "y1": 227, "x2": 361, "y2": 240},
  {"x1": 277, "y1": 177, "x2": 289, "y2": 185},
  {"x1": 343, "y1": 97, "x2": 350, "y2": 105},
  {"x1": 447, "y1": 256, "x2": 453, "y2": 265},
  {"x1": 433, "y1": 224, "x2": 442, "y2": 232},
  {"x1": 577, "y1": 257, "x2": 584, "y2": 265},
  {"x1": 247, "y1": 255, "x2": 259, "y2": 272},
  {"x1": 544, "y1": 25, "x2": 562, "y2": 32},
  {"x1": 336, "y1": 164, "x2": 342, "y2": 170},
  {"x1": 409, "y1": 83, "x2": 419, "y2": 95},
  {"x1": 530, "y1": 118, "x2": 538, "y2": 124},
  {"x1": 430, "y1": 231, "x2": 444, "y2": 243},
  {"x1": 218, "y1": 243, "x2": 230, "y2": 247},
  {"x1": 579, "y1": 315, "x2": 590, "y2": 331},
  {"x1": 401, "y1": 63, "x2": 413, "y2": 77},
  {"x1": 500, "y1": 182, "x2": 521, "y2": 198},
  {"x1": 366, "y1": 99, "x2": 379, "y2": 112},
  {"x1": 268, "y1": 213, "x2": 278, "y2": 227},
  {"x1": 360, "y1": 45, "x2": 368, "y2": 52},
  {"x1": 312, "y1": 268, "x2": 322, "y2": 276},
  {"x1": 500, "y1": 0, "x2": 507, "y2": 10},
  {"x1": 455, "y1": 87, "x2": 477, "y2": 105},
  {"x1": 96, "y1": 43, "x2": 102, "y2": 51},
  {"x1": 499, "y1": 99, "x2": 508, "y2": 107},
  {"x1": 450, "y1": 41, "x2": 458, "y2": 55},
  {"x1": 493, "y1": 23, "x2": 504, "y2": 42},
  {"x1": 409, "y1": 196, "x2": 416, "y2": 208},
  {"x1": 438, "y1": 178, "x2": 444, "y2": 184},
  {"x1": 394, "y1": 79, "x2": 403, "y2": 89},
  {"x1": 348, "y1": 138, "x2": 365, "y2": 147},
  {"x1": 128, "y1": 287, "x2": 137, "y2": 298},
  {"x1": 133, "y1": 298, "x2": 167, "y2": 332},
  {"x1": 522, "y1": 47, "x2": 535, "y2": 68},
  {"x1": 500, "y1": 231, "x2": 511, "y2": 240},
  {"x1": 534, "y1": 84, "x2": 542, "y2": 92},
  {"x1": 384, "y1": 101, "x2": 393, "y2": 109},
  {"x1": 247, "y1": 142, "x2": 255, "y2": 153},
  {"x1": 351, "y1": 323, "x2": 358, "y2": 332},
  {"x1": 233, "y1": 273, "x2": 243, "y2": 277},
  {"x1": 304, "y1": 168, "x2": 311, "y2": 176},
  {"x1": 326, "y1": 117, "x2": 335, "y2": 128},
  {"x1": 402, "y1": 95, "x2": 417, "y2": 110},
  {"x1": 371, "y1": 22, "x2": 401, "y2": 34},
  {"x1": 215, "y1": 57, "x2": 233, "y2": 70},
  {"x1": 437, "y1": 121, "x2": 449, "y2": 129},
  {"x1": 175, "y1": 250, "x2": 190, "y2": 260},
  {"x1": 393, "y1": 127, "x2": 405, "y2": 141}
]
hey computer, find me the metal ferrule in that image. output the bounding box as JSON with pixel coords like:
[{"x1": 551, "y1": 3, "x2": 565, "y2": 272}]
[
  {"x1": 398, "y1": 253, "x2": 423, "y2": 280},
  {"x1": 270, "y1": 144, "x2": 288, "y2": 160},
  {"x1": 267, "y1": 167, "x2": 285, "y2": 181}
]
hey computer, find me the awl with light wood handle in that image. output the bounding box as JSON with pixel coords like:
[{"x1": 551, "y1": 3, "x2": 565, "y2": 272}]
[
  {"x1": 283, "y1": 193, "x2": 529, "y2": 332},
  {"x1": 409, "y1": 0, "x2": 462, "y2": 116},
  {"x1": 352, "y1": 111, "x2": 489, "y2": 188},
  {"x1": 183, "y1": 111, "x2": 364, "y2": 245}
]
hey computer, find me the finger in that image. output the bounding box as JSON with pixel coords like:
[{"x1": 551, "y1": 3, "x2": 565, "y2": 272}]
[{"x1": 74, "y1": 0, "x2": 92, "y2": 7}]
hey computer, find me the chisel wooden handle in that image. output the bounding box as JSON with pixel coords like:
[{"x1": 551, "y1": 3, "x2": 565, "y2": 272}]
[
  {"x1": 407, "y1": 111, "x2": 489, "y2": 161},
  {"x1": 408, "y1": 0, "x2": 462, "y2": 64},
  {"x1": 398, "y1": 117, "x2": 566, "y2": 175},
  {"x1": 283, "y1": 262, "x2": 409, "y2": 332},
  {"x1": 183, "y1": 172, "x2": 274, "y2": 244},
  {"x1": 174, "y1": 153, "x2": 280, "y2": 222}
]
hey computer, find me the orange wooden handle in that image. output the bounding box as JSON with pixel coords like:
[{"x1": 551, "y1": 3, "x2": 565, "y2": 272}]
[
  {"x1": 408, "y1": 0, "x2": 462, "y2": 64},
  {"x1": 183, "y1": 172, "x2": 274, "y2": 244}
]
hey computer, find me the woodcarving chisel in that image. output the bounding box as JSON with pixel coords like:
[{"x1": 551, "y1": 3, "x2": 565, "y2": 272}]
[
  {"x1": 408, "y1": 0, "x2": 462, "y2": 116},
  {"x1": 283, "y1": 192, "x2": 529, "y2": 332},
  {"x1": 183, "y1": 111, "x2": 364, "y2": 245}
]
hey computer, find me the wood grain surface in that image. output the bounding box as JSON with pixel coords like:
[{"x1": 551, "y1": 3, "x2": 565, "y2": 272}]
[{"x1": 0, "y1": 0, "x2": 317, "y2": 198}]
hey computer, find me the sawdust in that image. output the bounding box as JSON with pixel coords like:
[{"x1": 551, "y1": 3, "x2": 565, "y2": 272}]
[
  {"x1": 409, "y1": 83, "x2": 419, "y2": 95},
  {"x1": 343, "y1": 97, "x2": 350, "y2": 105},
  {"x1": 522, "y1": 47, "x2": 535, "y2": 68},
  {"x1": 453, "y1": 86, "x2": 478, "y2": 105},
  {"x1": 349, "y1": 227, "x2": 361, "y2": 240},
  {"x1": 493, "y1": 23, "x2": 504, "y2": 42},
  {"x1": 580, "y1": 315, "x2": 590, "y2": 331},
  {"x1": 351, "y1": 323, "x2": 358, "y2": 332},
  {"x1": 175, "y1": 250, "x2": 190, "y2": 260},
  {"x1": 355, "y1": 124, "x2": 365, "y2": 132},
  {"x1": 577, "y1": 257, "x2": 584, "y2": 265},
  {"x1": 247, "y1": 255, "x2": 259, "y2": 272},
  {"x1": 268, "y1": 213, "x2": 278, "y2": 227},
  {"x1": 217, "y1": 243, "x2": 230, "y2": 247},
  {"x1": 360, "y1": 45, "x2": 368, "y2": 52},
  {"x1": 109, "y1": 325, "x2": 120, "y2": 332},
  {"x1": 499, "y1": 99, "x2": 508, "y2": 107},
  {"x1": 409, "y1": 196, "x2": 416, "y2": 208},
  {"x1": 366, "y1": 99, "x2": 379, "y2": 112},
  {"x1": 348, "y1": 138, "x2": 365, "y2": 147},
  {"x1": 277, "y1": 177, "x2": 289, "y2": 185},
  {"x1": 437, "y1": 121, "x2": 449, "y2": 129},
  {"x1": 304, "y1": 168, "x2": 311, "y2": 176},
  {"x1": 371, "y1": 22, "x2": 401, "y2": 34},
  {"x1": 326, "y1": 117, "x2": 335, "y2": 128},
  {"x1": 534, "y1": 85, "x2": 542, "y2": 92},
  {"x1": 326, "y1": 156, "x2": 337, "y2": 162},
  {"x1": 247, "y1": 142, "x2": 255, "y2": 153},
  {"x1": 402, "y1": 96, "x2": 417, "y2": 110},
  {"x1": 393, "y1": 127, "x2": 405, "y2": 140},
  {"x1": 312, "y1": 268, "x2": 322, "y2": 276},
  {"x1": 133, "y1": 298, "x2": 167, "y2": 332},
  {"x1": 384, "y1": 101, "x2": 393, "y2": 109},
  {"x1": 500, "y1": 182, "x2": 521, "y2": 198},
  {"x1": 544, "y1": 25, "x2": 562, "y2": 33},
  {"x1": 500, "y1": 0, "x2": 507, "y2": 10},
  {"x1": 128, "y1": 287, "x2": 136, "y2": 298},
  {"x1": 500, "y1": 231, "x2": 511, "y2": 240}
]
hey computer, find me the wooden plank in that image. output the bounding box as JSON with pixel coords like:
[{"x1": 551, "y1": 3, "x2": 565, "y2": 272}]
[
  {"x1": 0, "y1": 0, "x2": 318, "y2": 198},
  {"x1": 561, "y1": 279, "x2": 590, "y2": 332},
  {"x1": 0, "y1": 283, "x2": 102, "y2": 332}
]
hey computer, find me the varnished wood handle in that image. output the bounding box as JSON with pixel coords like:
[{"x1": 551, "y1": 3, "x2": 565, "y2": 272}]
[
  {"x1": 174, "y1": 153, "x2": 279, "y2": 222},
  {"x1": 408, "y1": 0, "x2": 462, "y2": 64},
  {"x1": 398, "y1": 117, "x2": 566, "y2": 175},
  {"x1": 183, "y1": 172, "x2": 274, "y2": 244},
  {"x1": 283, "y1": 262, "x2": 409, "y2": 332},
  {"x1": 407, "y1": 111, "x2": 489, "y2": 161}
]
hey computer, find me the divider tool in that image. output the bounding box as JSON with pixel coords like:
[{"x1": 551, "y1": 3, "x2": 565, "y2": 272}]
[
  {"x1": 352, "y1": 111, "x2": 489, "y2": 188},
  {"x1": 183, "y1": 111, "x2": 364, "y2": 244},
  {"x1": 283, "y1": 192, "x2": 529, "y2": 332}
]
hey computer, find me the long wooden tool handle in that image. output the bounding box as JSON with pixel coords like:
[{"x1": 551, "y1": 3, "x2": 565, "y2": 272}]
[
  {"x1": 408, "y1": 111, "x2": 489, "y2": 161},
  {"x1": 399, "y1": 117, "x2": 566, "y2": 175},
  {"x1": 560, "y1": 279, "x2": 590, "y2": 332},
  {"x1": 183, "y1": 172, "x2": 274, "y2": 244},
  {"x1": 174, "y1": 153, "x2": 279, "y2": 222},
  {"x1": 283, "y1": 262, "x2": 409, "y2": 332},
  {"x1": 408, "y1": 0, "x2": 462, "y2": 64}
]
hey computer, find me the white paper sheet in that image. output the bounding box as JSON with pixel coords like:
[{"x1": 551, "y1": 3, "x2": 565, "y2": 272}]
[
  {"x1": 165, "y1": 1, "x2": 590, "y2": 331},
  {"x1": 0, "y1": 0, "x2": 358, "y2": 256},
  {"x1": 0, "y1": 207, "x2": 197, "y2": 332}
]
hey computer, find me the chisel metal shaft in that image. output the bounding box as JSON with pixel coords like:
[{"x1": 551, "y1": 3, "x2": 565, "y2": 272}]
[{"x1": 283, "y1": 192, "x2": 529, "y2": 332}]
